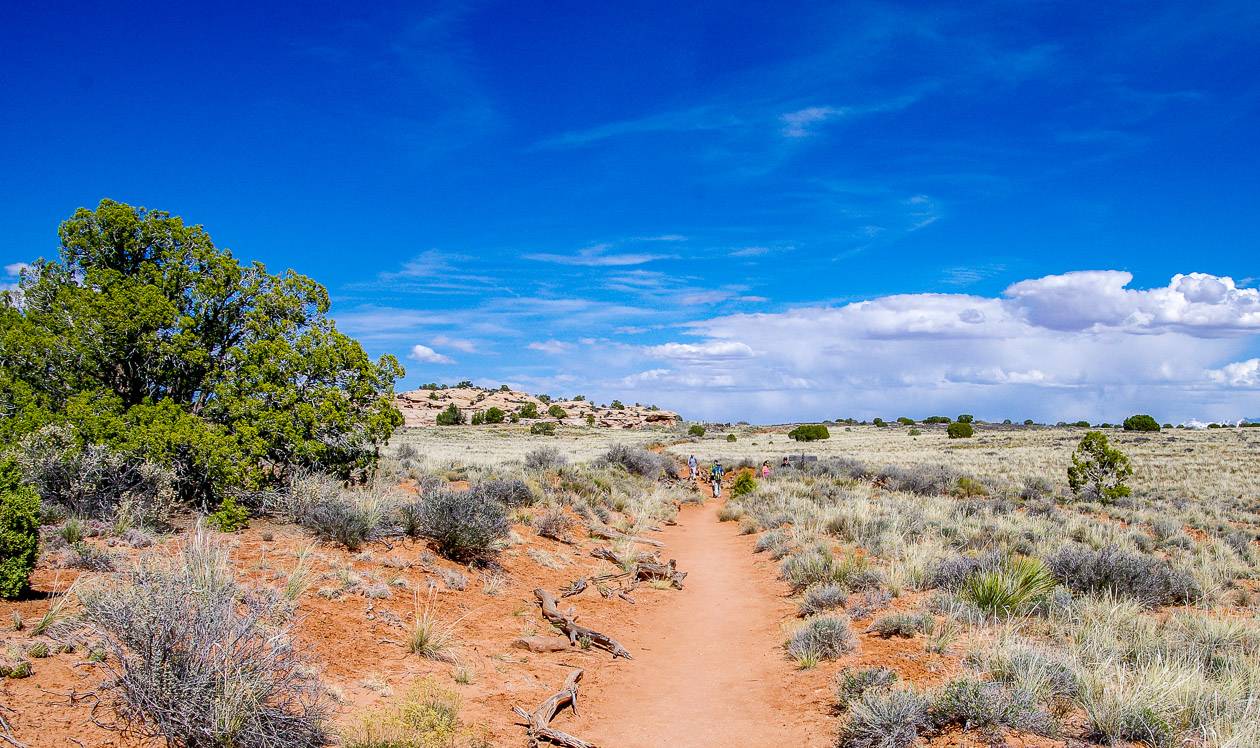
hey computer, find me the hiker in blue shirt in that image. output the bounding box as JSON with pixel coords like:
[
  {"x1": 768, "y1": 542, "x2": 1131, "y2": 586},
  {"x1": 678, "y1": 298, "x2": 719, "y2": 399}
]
[{"x1": 709, "y1": 460, "x2": 724, "y2": 498}]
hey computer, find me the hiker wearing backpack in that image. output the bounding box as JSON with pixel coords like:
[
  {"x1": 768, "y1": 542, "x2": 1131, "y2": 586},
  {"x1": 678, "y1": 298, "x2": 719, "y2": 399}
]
[
  {"x1": 709, "y1": 460, "x2": 725, "y2": 498},
  {"x1": 687, "y1": 454, "x2": 699, "y2": 482}
]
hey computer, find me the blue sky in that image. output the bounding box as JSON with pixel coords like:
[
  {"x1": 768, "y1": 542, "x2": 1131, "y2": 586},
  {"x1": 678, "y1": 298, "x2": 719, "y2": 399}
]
[{"x1": 2, "y1": 1, "x2": 1259, "y2": 423}]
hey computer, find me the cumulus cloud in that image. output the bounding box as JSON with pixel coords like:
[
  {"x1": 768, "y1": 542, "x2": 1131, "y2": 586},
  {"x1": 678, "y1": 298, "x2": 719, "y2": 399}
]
[
  {"x1": 607, "y1": 271, "x2": 1260, "y2": 422},
  {"x1": 1208, "y1": 358, "x2": 1260, "y2": 387},
  {"x1": 409, "y1": 344, "x2": 455, "y2": 364}
]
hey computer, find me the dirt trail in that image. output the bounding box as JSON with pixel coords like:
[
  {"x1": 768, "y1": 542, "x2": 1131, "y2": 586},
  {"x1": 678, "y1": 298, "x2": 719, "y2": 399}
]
[{"x1": 573, "y1": 486, "x2": 830, "y2": 747}]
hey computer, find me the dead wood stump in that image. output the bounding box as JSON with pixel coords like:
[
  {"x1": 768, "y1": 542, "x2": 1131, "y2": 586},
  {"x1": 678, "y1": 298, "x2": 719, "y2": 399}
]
[
  {"x1": 512, "y1": 668, "x2": 596, "y2": 748},
  {"x1": 533, "y1": 588, "x2": 632, "y2": 659}
]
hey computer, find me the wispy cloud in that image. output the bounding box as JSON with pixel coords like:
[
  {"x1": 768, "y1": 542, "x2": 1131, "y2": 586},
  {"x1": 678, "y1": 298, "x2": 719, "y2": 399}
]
[
  {"x1": 533, "y1": 106, "x2": 741, "y2": 150},
  {"x1": 528, "y1": 339, "x2": 573, "y2": 354},
  {"x1": 780, "y1": 106, "x2": 843, "y2": 137},
  {"x1": 526, "y1": 242, "x2": 674, "y2": 267}
]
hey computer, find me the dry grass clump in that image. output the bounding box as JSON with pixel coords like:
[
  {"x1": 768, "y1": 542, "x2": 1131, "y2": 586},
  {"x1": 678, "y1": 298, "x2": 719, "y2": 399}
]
[
  {"x1": 341, "y1": 679, "x2": 465, "y2": 748},
  {"x1": 786, "y1": 614, "x2": 857, "y2": 666},
  {"x1": 78, "y1": 527, "x2": 329, "y2": 747}
]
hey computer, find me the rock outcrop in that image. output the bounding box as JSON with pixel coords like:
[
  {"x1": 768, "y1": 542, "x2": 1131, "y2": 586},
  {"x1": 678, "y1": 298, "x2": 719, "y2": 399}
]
[{"x1": 394, "y1": 386, "x2": 680, "y2": 429}]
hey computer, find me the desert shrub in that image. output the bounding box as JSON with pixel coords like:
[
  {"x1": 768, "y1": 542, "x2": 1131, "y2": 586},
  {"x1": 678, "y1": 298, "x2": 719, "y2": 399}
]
[
  {"x1": 787, "y1": 615, "x2": 856, "y2": 661},
  {"x1": 788, "y1": 424, "x2": 830, "y2": 442},
  {"x1": 1, "y1": 460, "x2": 40, "y2": 599},
  {"x1": 415, "y1": 489, "x2": 510, "y2": 561},
  {"x1": 342, "y1": 680, "x2": 462, "y2": 748},
  {"x1": 755, "y1": 528, "x2": 789, "y2": 554},
  {"x1": 896, "y1": 417, "x2": 915, "y2": 426},
  {"x1": 835, "y1": 667, "x2": 899, "y2": 711},
  {"x1": 870, "y1": 611, "x2": 934, "y2": 638},
  {"x1": 1067, "y1": 431, "x2": 1132, "y2": 504},
  {"x1": 529, "y1": 421, "x2": 556, "y2": 436},
  {"x1": 206, "y1": 495, "x2": 250, "y2": 532},
  {"x1": 877, "y1": 464, "x2": 960, "y2": 496},
  {"x1": 946, "y1": 421, "x2": 974, "y2": 439},
  {"x1": 907, "y1": 428, "x2": 922, "y2": 436},
  {"x1": 731, "y1": 471, "x2": 757, "y2": 497},
  {"x1": 523, "y1": 447, "x2": 566, "y2": 471},
  {"x1": 725, "y1": 433, "x2": 737, "y2": 442},
  {"x1": 435, "y1": 404, "x2": 464, "y2": 426},
  {"x1": 687, "y1": 424, "x2": 706, "y2": 437},
  {"x1": 1122, "y1": 414, "x2": 1160, "y2": 432},
  {"x1": 799, "y1": 583, "x2": 848, "y2": 617},
  {"x1": 67, "y1": 542, "x2": 118, "y2": 570},
  {"x1": 923, "y1": 416, "x2": 950, "y2": 424},
  {"x1": 517, "y1": 402, "x2": 539, "y2": 419},
  {"x1": 1019, "y1": 476, "x2": 1053, "y2": 503},
  {"x1": 482, "y1": 407, "x2": 505, "y2": 424},
  {"x1": 961, "y1": 557, "x2": 1057, "y2": 617},
  {"x1": 547, "y1": 404, "x2": 567, "y2": 419},
  {"x1": 297, "y1": 491, "x2": 392, "y2": 551},
  {"x1": 782, "y1": 548, "x2": 869, "y2": 592},
  {"x1": 1045, "y1": 544, "x2": 1200, "y2": 606},
  {"x1": 599, "y1": 444, "x2": 664, "y2": 478},
  {"x1": 79, "y1": 528, "x2": 328, "y2": 747},
  {"x1": 929, "y1": 678, "x2": 1054, "y2": 735},
  {"x1": 954, "y1": 477, "x2": 988, "y2": 498},
  {"x1": 14, "y1": 424, "x2": 174, "y2": 523},
  {"x1": 533, "y1": 507, "x2": 573, "y2": 542},
  {"x1": 474, "y1": 478, "x2": 536, "y2": 508},
  {"x1": 924, "y1": 551, "x2": 1004, "y2": 590},
  {"x1": 849, "y1": 589, "x2": 894, "y2": 619},
  {"x1": 717, "y1": 504, "x2": 744, "y2": 522},
  {"x1": 839, "y1": 689, "x2": 931, "y2": 748}
]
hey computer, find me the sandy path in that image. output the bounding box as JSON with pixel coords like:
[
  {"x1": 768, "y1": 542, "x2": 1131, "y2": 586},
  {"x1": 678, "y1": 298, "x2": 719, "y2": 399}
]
[{"x1": 573, "y1": 490, "x2": 828, "y2": 747}]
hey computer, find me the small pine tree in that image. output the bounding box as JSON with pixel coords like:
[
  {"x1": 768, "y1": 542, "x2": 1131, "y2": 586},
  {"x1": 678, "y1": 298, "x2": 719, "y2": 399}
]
[
  {"x1": 484, "y1": 407, "x2": 506, "y2": 424},
  {"x1": 610, "y1": 400, "x2": 625, "y2": 410},
  {"x1": 1067, "y1": 431, "x2": 1133, "y2": 504},
  {"x1": 470, "y1": 410, "x2": 485, "y2": 425},
  {"x1": 436, "y1": 403, "x2": 464, "y2": 426},
  {"x1": 518, "y1": 402, "x2": 539, "y2": 419},
  {"x1": 547, "y1": 404, "x2": 567, "y2": 419},
  {"x1": 956, "y1": 414, "x2": 974, "y2": 424},
  {"x1": 688, "y1": 424, "x2": 706, "y2": 437}
]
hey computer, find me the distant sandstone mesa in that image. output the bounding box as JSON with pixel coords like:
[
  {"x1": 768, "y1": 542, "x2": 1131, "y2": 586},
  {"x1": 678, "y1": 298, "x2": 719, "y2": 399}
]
[{"x1": 394, "y1": 386, "x2": 680, "y2": 429}]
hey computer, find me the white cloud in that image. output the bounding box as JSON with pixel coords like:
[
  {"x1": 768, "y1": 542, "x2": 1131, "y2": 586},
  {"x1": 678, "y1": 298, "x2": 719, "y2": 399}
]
[
  {"x1": 430, "y1": 334, "x2": 478, "y2": 353},
  {"x1": 1208, "y1": 358, "x2": 1260, "y2": 387},
  {"x1": 604, "y1": 271, "x2": 1260, "y2": 422},
  {"x1": 730, "y1": 246, "x2": 770, "y2": 257},
  {"x1": 408, "y1": 344, "x2": 455, "y2": 364},
  {"x1": 528, "y1": 339, "x2": 573, "y2": 354},
  {"x1": 1, "y1": 262, "x2": 28, "y2": 294},
  {"x1": 526, "y1": 242, "x2": 672, "y2": 267},
  {"x1": 780, "y1": 106, "x2": 842, "y2": 137}
]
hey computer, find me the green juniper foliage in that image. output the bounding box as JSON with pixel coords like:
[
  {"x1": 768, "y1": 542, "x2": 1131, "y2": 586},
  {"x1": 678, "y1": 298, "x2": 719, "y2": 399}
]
[
  {"x1": 1067, "y1": 431, "x2": 1132, "y2": 503},
  {"x1": 0, "y1": 200, "x2": 402, "y2": 503},
  {"x1": 0, "y1": 460, "x2": 40, "y2": 599}
]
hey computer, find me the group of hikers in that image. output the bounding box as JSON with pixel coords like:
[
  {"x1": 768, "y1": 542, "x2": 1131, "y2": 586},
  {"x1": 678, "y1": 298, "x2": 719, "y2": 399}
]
[{"x1": 686, "y1": 454, "x2": 787, "y2": 498}]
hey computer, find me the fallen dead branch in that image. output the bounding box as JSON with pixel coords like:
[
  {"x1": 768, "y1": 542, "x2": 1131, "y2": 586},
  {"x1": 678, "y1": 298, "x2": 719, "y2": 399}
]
[
  {"x1": 534, "y1": 588, "x2": 632, "y2": 659},
  {"x1": 587, "y1": 523, "x2": 664, "y2": 547},
  {"x1": 512, "y1": 669, "x2": 595, "y2": 748}
]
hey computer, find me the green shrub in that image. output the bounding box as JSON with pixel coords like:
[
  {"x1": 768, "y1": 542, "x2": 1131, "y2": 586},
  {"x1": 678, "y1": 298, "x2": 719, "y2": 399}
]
[
  {"x1": 342, "y1": 680, "x2": 462, "y2": 748},
  {"x1": 205, "y1": 496, "x2": 250, "y2": 533},
  {"x1": 0, "y1": 460, "x2": 40, "y2": 600},
  {"x1": 835, "y1": 667, "x2": 899, "y2": 712},
  {"x1": 954, "y1": 476, "x2": 988, "y2": 497},
  {"x1": 896, "y1": 417, "x2": 915, "y2": 426},
  {"x1": 1122, "y1": 414, "x2": 1160, "y2": 432},
  {"x1": 726, "y1": 433, "x2": 737, "y2": 442},
  {"x1": 546, "y1": 404, "x2": 567, "y2": 419},
  {"x1": 435, "y1": 404, "x2": 464, "y2": 426},
  {"x1": 788, "y1": 424, "x2": 830, "y2": 442},
  {"x1": 529, "y1": 422, "x2": 556, "y2": 436},
  {"x1": 687, "y1": 424, "x2": 706, "y2": 437},
  {"x1": 946, "y1": 421, "x2": 974, "y2": 439},
  {"x1": 956, "y1": 414, "x2": 974, "y2": 424},
  {"x1": 923, "y1": 416, "x2": 950, "y2": 424},
  {"x1": 483, "y1": 407, "x2": 505, "y2": 424},
  {"x1": 872, "y1": 418, "x2": 887, "y2": 427},
  {"x1": 469, "y1": 410, "x2": 484, "y2": 425},
  {"x1": 1067, "y1": 431, "x2": 1132, "y2": 503},
  {"x1": 961, "y1": 556, "x2": 1057, "y2": 617},
  {"x1": 610, "y1": 400, "x2": 625, "y2": 410},
  {"x1": 907, "y1": 428, "x2": 922, "y2": 436},
  {"x1": 517, "y1": 402, "x2": 539, "y2": 419},
  {"x1": 731, "y1": 471, "x2": 757, "y2": 497}
]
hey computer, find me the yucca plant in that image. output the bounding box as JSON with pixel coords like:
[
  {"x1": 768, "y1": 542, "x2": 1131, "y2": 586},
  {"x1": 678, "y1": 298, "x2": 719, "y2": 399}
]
[{"x1": 962, "y1": 556, "x2": 1057, "y2": 617}]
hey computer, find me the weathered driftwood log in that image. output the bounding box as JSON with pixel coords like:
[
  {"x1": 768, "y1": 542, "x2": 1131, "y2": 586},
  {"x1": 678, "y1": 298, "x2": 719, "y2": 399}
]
[
  {"x1": 587, "y1": 523, "x2": 664, "y2": 547},
  {"x1": 512, "y1": 669, "x2": 596, "y2": 748},
  {"x1": 533, "y1": 588, "x2": 632, "y2": 659},
  {"x1": 635, "y1": 558, "x2": 688, "y2": 589},
  {"x1": 559, "y1": 577, "x2": 588, "y2": 598},
  {"x1": 589, "y1": 547, "x2": 659, "y2": 566}
]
